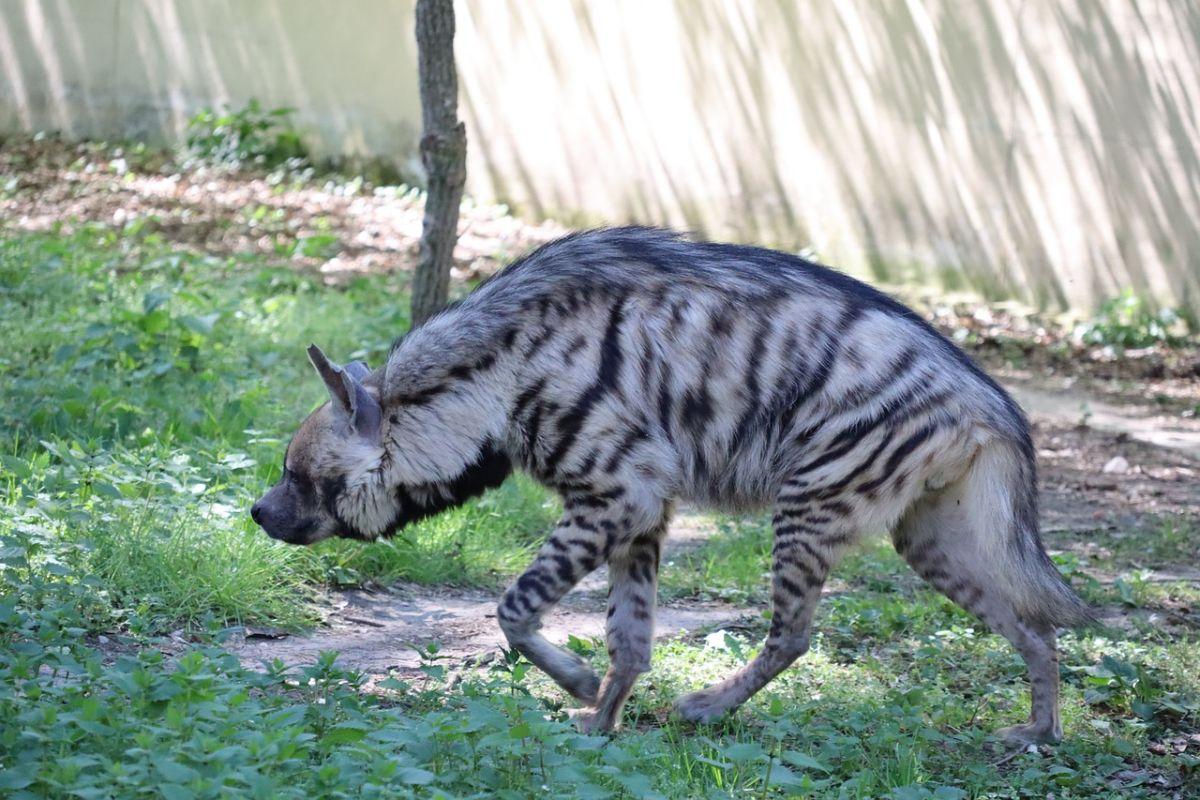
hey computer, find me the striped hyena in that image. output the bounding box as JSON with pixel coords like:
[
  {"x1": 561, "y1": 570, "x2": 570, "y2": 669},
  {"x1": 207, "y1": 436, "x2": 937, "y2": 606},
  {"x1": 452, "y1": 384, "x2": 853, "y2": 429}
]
[{"x1": 251, "y1": 227, "x2": 1090, "y2": 744}]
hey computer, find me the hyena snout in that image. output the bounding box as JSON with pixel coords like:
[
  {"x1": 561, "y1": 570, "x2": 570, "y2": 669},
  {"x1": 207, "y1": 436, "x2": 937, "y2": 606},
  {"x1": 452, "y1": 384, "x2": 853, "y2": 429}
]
[{"x1": 250, "y1": 484, "x2": 322, "y2": 545}]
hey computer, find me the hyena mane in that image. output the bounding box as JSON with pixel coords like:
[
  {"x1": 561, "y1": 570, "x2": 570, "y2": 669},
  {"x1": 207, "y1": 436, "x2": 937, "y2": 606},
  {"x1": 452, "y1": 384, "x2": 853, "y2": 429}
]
[{"x1": 255, "y1": 226, "x2": 1090, "y2": 742}]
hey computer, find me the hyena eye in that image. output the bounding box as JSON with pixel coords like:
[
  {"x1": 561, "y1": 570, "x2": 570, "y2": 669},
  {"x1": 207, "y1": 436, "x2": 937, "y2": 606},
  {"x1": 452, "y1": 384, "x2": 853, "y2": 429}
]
[{"x1": 283, "y1": 467, "x2": 316, "y2": 496}]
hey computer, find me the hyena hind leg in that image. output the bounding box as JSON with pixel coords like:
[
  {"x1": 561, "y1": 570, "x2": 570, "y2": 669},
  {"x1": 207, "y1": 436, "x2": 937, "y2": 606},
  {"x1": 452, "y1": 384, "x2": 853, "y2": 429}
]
[
  {"x1": 674, "y1": 501, "x2": 855, "y2": 723},
  {"x1": 894, "y1": 489, "x2": 1064, "y2": 746}
]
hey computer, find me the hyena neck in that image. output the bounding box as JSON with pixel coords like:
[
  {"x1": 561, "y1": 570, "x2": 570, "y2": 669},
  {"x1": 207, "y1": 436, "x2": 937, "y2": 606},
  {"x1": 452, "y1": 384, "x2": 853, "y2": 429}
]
[
  {"x1": 386, "y1": 440, "x2": 513, "y2": 534},
  {"x1": 335, "y1": 330, "x2": 519, "y2": 541},
  {"x1": 380, "y1": 329, "x2": 516, "y2": 485},
  {"x1": 338, "y1": 436, "x2": 514, "y2": 540},
  {"x1": 321, "y1": 309, "x2": 530, "y2": 542}
]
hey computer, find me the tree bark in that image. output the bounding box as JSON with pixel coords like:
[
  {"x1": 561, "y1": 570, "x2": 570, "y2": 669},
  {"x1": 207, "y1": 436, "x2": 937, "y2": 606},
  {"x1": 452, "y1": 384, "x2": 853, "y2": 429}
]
[{"x1": 411, "y1": 0, "x2": 467, "y2": 326}]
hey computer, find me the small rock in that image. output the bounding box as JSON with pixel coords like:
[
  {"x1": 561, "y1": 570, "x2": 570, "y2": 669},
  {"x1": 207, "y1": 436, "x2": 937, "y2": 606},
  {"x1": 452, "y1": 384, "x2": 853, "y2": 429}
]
[
  {"x1": 1103, "y1": 456, "x2": 1130, "y2": 474},
  {"x1": 245, "y1": 626, "x2": 288, "y2": 640}
]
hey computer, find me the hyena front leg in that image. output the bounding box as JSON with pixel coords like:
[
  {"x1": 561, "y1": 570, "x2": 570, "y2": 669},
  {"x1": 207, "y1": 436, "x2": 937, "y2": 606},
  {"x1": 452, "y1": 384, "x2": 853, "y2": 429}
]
[
  {"x1": 675, "y1": 500, "x2": 854, "y2": 723},
  {"x1": 572, "y1": 516, "x2": 668, "y2": 733},
  {"x1": 497, "y1": 511, "x2": 609, "y2": 703}
]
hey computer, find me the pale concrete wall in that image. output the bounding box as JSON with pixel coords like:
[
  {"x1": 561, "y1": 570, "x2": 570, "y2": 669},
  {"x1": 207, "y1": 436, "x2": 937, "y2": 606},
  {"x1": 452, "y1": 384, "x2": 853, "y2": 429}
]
[
  {"x1": 2, "y1": 0, "x2": 1198, "y2": 315},
  {"x1": 0, "y1": 0, "x2": 421, "y2": 168}
]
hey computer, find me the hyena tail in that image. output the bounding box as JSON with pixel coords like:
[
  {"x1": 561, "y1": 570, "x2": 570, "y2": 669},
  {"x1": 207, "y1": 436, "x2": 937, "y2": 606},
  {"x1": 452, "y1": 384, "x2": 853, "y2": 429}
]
[
  {"x1": 898, "y1": 433, "x2": 1093, "y2": 630},
  {"x1": 960, "y1": 436, "x2": 1095, "y2": 630}
]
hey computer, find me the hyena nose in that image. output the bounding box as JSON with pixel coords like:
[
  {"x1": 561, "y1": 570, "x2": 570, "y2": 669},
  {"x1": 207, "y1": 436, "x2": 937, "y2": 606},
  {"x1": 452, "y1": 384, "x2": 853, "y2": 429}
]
[{"x1": 250, "y1": 503, "x2": 263, "y2": 526}]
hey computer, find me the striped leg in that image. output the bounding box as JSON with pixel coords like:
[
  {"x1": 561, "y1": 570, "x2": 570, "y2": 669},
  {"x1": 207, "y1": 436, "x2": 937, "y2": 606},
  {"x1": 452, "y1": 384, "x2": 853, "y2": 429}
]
[
  {"x1": 497, "y1": 512, "x2": 607, "y2": 703},
  {"x1": 992, "y1": 622, "x2": 1062, "y2": 745},
  {"x1": 674, "y1": 504, "x2": 852, "y2": 722},
  {"x1": 894, "y1": 497, "x2": 1063, "y2": 744},
  {"x1": 573, "y1": 524, "x2": 666, "y2": 733},
  {"x1": 905, "y1": 545, "x2": 1062, "y2": 744}
]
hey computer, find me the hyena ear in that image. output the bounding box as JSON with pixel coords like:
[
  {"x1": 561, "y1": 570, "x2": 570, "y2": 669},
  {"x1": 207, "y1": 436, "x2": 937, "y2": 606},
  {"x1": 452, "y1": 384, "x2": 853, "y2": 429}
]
[
  {"x1": 344, "y1": 360, "x2": 371, "y2": 382},
  {"x1": 307, "y1": 345, "x2": 382, "y2": 443}
]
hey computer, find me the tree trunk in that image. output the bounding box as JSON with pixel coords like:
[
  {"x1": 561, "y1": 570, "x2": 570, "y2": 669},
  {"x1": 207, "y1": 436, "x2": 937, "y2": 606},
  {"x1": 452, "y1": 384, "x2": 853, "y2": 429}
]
[{"x1": 411, "y1": 0, "x2": 467, "y2": 326}]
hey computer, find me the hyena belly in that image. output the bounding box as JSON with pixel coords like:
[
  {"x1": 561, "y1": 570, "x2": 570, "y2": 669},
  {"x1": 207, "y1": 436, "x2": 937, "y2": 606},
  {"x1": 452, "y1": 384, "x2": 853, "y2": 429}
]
[{"x1": 270, "y1": 227, "x2": 1088, "y2": 741}]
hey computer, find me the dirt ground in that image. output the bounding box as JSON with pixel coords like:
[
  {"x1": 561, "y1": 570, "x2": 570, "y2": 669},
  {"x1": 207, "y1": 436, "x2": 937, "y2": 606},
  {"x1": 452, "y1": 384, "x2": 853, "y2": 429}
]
[
  {"x1": 5, "y1": 137, "x2": 1197, "y2": 679},
  {"x1": 0, "y1": 137, "x2": 567, "y2": 283}
]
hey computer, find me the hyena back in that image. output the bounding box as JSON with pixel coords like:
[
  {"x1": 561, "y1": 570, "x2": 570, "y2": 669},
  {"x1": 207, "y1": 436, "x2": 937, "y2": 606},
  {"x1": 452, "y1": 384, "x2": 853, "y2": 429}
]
[{"x1": 252, "y1": 227, "x2": 1090, "y2": 744}]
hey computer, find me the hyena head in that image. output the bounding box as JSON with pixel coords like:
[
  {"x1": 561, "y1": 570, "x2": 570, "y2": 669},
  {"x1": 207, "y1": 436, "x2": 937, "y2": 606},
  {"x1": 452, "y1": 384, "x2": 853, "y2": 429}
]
[{"x1": 250, "y1": 344, "x2": 388, "y2": 545}]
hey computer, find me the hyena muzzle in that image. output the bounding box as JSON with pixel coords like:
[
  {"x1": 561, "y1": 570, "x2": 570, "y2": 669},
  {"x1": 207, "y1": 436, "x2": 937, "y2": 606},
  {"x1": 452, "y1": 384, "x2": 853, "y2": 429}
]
[{"x1": 251, "y1": 227, "x2": 1091, "y2": 744}]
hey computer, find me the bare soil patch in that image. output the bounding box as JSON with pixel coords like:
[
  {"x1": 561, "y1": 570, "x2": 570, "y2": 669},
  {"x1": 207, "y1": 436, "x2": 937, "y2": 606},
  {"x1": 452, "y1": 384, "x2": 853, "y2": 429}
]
[
  {"x1": 229, "y1": 513, "x2": 754, "y2": 678},
  {"x1": 1, "y1": 137, "x2": 566, "y2": 282},
  {"x1": 230, "y1": 585, "x2": 753, "y2": 678},
  {"x1": 1013, "y1": 382, "x2": 1200, "y2": 533}
]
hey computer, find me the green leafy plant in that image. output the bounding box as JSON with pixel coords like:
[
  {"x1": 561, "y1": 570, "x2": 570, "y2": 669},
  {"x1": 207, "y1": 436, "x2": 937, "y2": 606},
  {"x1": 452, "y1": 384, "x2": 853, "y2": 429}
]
[
  {"x1": 1074, "y1": 290, "x2": 1187, "y2": 348},
  {"x1": 1068, "y1": 655, "x2": 1198, "y2": 724},
  {"x1": 185, "y1": 100, "x2": 308, "y2": 169}
]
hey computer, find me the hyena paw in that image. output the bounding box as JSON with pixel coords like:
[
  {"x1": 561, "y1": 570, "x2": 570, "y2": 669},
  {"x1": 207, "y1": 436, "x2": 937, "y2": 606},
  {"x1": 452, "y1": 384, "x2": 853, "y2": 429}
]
[
  {"x1": 564, "y1": 670, "x2": 601, "y2": 706},
  {"x1": 995, "y1": 721, "x2": 1062, "y2": 747},
  {"x1": 673, "y1": 687, "x2": 735, "y2": 723}
]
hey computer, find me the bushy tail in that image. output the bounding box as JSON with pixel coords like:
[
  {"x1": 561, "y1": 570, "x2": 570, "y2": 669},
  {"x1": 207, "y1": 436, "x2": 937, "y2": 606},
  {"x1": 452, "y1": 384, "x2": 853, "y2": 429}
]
[{"x1": 964, "y1": 437, "x2": 1095, "y2": 629}]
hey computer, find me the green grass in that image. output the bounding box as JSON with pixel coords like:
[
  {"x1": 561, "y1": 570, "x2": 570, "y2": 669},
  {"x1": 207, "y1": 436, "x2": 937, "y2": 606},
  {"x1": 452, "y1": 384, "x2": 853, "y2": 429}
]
[
  {"x1": 651, "y1": 514, "x2": 1200, "y2": 796},
  {"x1": 660, "y1": 515, "x2": 772, "y2": 603},
  {"x1": 321, "y1": 477, "x2": 559, "y2": 588},
  {"x1": 0, "y1": 225, "x2": 555, "y2": 631},
  {"x1": 1054, "y1": 515, "x2": 1200, "y2": 571},
  {"x1": 4, "y1": 513, "x2": 1197, "y2": 798},
  {"x1": 2, "y1": 223, "x2": 1198, "y2": 797}
]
